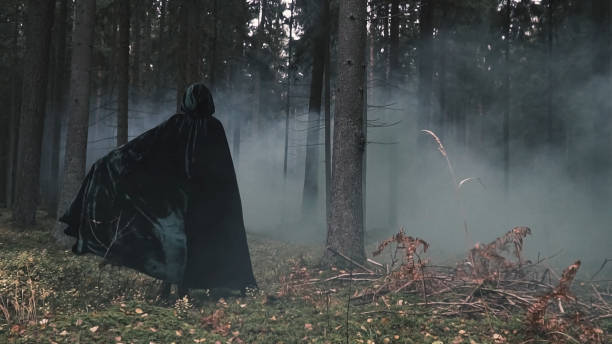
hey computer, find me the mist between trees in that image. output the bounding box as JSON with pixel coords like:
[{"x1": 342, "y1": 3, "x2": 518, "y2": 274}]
[{"x1": 0, "y1": 0, "x2": 610, "y2": 271}]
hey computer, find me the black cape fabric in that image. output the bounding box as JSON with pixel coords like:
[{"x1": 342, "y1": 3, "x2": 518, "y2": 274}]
[{"x1": 60, "y1": 114, "x2": 257, "y2": 290}]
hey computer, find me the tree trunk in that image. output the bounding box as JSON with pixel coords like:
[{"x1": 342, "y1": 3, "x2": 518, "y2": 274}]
[
  {"x1": 545, "y1": 0, "x2": 554, "y2": 145},
  {"x1": 12, "y1": 0, "x2": 56, "y2": 226},
  {"x1": 324, "y1": 0, "x2": 367, "y2": 265},
  {"x1": 387, "y1": 0, "x2": 399, "y2": 230},
  {"x1": 324, "y1": 32, "x2": 332, "y2": 228},
  {"x1": 417, "y1": 0, "x2": 434, "y2": 138},
  {"x1": 5, "y1": 6, "x2": 22, "y2": 209},
  {"x1": 156, "y1": 0, "x2": 167, "y2": 92},
  {"x1": 283, "y1": 0, "x2": 294, "y2": 181},
  {"x1": 131, "y1": 2, "x2": 141, "y2": 99},
  {"x1": 54, "y1": 0, "x2": 96, "y2": 244},
  {"x1": 209, "y1": 0, "x2": 218, "y2": 89},
  {"x1": 302, "y1": 0, "x2": 329, "y2": 221},
  {"x1": 503, "y1": 0, "x2": 511, "y2": 195},
  {"x1": 591, "y1": 0, "x2": 611, "y2": 200},
  {"x1": 117, "y1": 0, "x2": 130, "y2": 146},
  {"x1": 47, "y1": 0, "x2": 69, "y2": 216},
  {"x1": 437, "y1": 0, "x2": 448, "y2": 138},
  {"x1": 176, "y1": 2, "x2": 187, "y2": 110}
]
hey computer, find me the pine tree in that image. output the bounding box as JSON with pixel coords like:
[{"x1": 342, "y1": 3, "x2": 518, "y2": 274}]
[{"x1": 12, "y1": 0, "x2": 56, "y2": 226}]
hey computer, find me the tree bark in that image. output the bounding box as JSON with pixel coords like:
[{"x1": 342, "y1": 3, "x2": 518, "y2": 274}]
[
  {"x1": 302, "y1": 0, "x2": 329, "y2": 221},
  {"x1": 54, "y1": 0, "x2": 96, "y2": 244},
  {"x1": 131, "y1": 2, "x2": 142, "y2": 98},
  {"x1": 283, "y1": 0, "x2": 294, "y2": 181},
  {"x1": 591, "y1": 0, "x2": 611, "y2": 200},
  {"x1": 47, "y1": 0, "x2": 69, "y2": 216},
  {"x1": 437, "y1": 0, "x2": 448, "y2": 138},
  {"x1": 12, "y1": 0, "x2": 56, "y2": 226},
  {"x1": 5, "y1": 5, "x2": 22, "y2": 209},
  {"x1": 156, "y1": 0, "x2": 167, "y2": 92},
  {"x1": 324, "y1": 33, "x2": 332, "y2": 229},
  {"x1": 503, "y1": 0, "x2": 511, "y2": 195},
  {"x1": 117, "y1": 0, "x2": 130, "y2": 146},
  {"x1": 545, "y1": 0, "x2": 554, "y2": 145},
  {"x1": 387, "y1": 0, "x2": 399, "y2": 230},
  {"x1": 417, "y1": 0, "x2": 434, "y2": 139},
  {"x1": 324, "y1": 0, "x2": 367, "y2": 265}
]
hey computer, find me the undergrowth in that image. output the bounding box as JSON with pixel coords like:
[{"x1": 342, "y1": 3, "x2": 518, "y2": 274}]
[{"x1": 0, "y1": 209, "x2": 609, "y2": 343}]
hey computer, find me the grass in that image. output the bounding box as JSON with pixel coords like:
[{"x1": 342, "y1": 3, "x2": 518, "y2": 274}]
[{"x1": 0, "y1": 209, "x2": 608, "y2": 343}]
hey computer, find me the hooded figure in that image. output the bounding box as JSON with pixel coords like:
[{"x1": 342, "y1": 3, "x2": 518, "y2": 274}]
[{"x1": 60, "y1": 83, "x2": 257, "y2": 292}]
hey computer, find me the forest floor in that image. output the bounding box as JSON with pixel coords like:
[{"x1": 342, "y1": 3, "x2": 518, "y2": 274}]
[{"x1": 0, "y1": 209, "x2": 610, "y2": 344}]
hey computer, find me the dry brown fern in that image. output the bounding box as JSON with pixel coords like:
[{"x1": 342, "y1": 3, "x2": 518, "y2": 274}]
[
  {"x1": 525, "y1": 261, "x2": 603, "y2": 343},
  {"x1": 468, "y1": 226, "x2": 531, "y2": 278},
  {"x1": 372, "y1": 228, "x2": 430, "y2": 292}
]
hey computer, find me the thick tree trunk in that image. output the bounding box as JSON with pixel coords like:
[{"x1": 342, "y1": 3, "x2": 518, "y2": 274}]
[
  {"x1": 302, "y1": 0, "x2": 329, "y2": 221},
  {"x1": 417, "y1": 0, "x2": 434, "y2": 138},
  {"x1": 117, "y1": 0, "x2": 130, "y2": 146},
  {"x1": 324, "y1": 0, "x2": 367, "y2": 265},
  {"x1": 5, "y1": 6, "x2": 22, "y2": 209},
  {"x1": 47, "y1": 0, "x2": 69, "y2": 216},
  {"x1": 54, "y1": 0, "x2": 96, "y2": 244},
  {"x1": 12, "y1": 0, "x2": 56, "y2": 226}
]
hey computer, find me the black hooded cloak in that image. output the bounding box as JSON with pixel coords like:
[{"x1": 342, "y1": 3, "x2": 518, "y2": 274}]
[{"x1": 60, "y1": 83, "x2": 256, "y2": 291}]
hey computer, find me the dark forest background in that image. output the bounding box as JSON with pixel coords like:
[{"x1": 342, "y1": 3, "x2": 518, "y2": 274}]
[{"x1": 0, "y1": 0, "x2": 610, "y2": 266}]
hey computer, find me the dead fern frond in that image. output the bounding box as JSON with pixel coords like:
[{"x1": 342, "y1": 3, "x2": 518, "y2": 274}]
[
  {"x1": 373, "y1": 228, "x2": 429, "y2": 260},
  {"x1": 468, "y1": 226, "x2": 532, "y2": 278},
  {"x1": 371, "y1": 228, "x2": 430, "y2": 293},
  {"x1": 525, "y1": 261, "x2": 601, "y2": 343}
]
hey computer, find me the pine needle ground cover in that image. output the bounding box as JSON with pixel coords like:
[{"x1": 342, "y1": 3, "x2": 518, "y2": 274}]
[{"x1": 0, "y1": 209, "x2": 610, "y2": 344}]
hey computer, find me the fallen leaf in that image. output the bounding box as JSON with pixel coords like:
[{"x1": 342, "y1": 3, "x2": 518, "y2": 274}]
[
  {"x1": 135, "y1": 308, "x2": 144, "y2": 314},
  {"x1": 75, "y1": 319, "x2": 83, "y2": 326},
  {"x1": 115, "y1": 336, "x2": 122, "y2": 341},
  {"x1": 150, "y1": 327, "x2": 158, "y2": 332},
  {"x1": 304, "y1": 323, "x2": 313, "y2": 331},
  {"x1": 176, "y1": 329, "x2": 183, "y2": 336},
  {"x1": 89, "y1": 325, "x2": 99, "y2": 333},
  {"x1": 59, "y1": 330, "x2": 69, "y2": 336}
]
